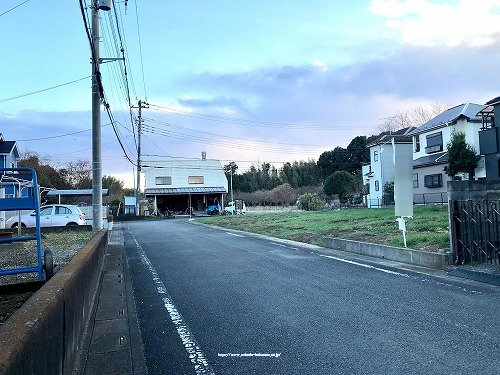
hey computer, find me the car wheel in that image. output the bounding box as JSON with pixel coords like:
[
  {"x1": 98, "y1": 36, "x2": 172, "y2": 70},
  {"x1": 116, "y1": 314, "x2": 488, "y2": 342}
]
[
  {"x1": 11, "y1": 223, "x2": 26, "y2": 228},
  {"x1": 66, "y1": 222, "x2": 78, "y2": 226}
]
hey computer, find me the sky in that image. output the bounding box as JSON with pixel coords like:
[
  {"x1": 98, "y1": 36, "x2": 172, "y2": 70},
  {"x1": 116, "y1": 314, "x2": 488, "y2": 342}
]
[{"x1": 2, "y1": 0, "x2": 500, "y2": 188}]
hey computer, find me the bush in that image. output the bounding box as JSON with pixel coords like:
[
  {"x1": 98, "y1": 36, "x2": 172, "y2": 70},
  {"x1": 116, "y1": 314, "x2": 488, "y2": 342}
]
[{"x1": 297, "y1": 193, "x2": 326, "y2": 211}]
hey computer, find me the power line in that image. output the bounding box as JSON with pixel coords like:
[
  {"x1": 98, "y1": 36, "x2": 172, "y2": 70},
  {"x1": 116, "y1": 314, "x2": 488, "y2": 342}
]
[
  {"x1": 0, "y1": 76, "x2": 90, "y2": 103},
  {"x1": 143, "y1": 119, "x2": 323, "y2": 148},
  {"x1": 133, "y1": 0, "x2": 147, "y2": 100},
  {"x1": 149, "y1": 103, "x2": 374, "y2": 130},
  {"x1": 79, "y1": 0, "x2": 137, "y2": 166},
  {"x1": 141, "y1": 125, "x2": 322, "y2": 155},
  {"x1": 16, "y1": 127, "x2": 95, "y2": 142},
  {"x1": 0, "y1": 0, "x2": 29, "y2": 17}
]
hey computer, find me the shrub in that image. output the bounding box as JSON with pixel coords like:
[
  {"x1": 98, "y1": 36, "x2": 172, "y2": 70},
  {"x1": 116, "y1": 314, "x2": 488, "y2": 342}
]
[{"x1": 297, "y1": 193, "x2": 326, "y2": 211}]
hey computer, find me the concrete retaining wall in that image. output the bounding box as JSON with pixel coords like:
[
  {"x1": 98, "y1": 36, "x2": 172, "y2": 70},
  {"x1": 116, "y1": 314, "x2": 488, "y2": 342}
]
[
  {"x1": 323, "y1": 237, "x2": 451, "y2": 270},
  {"x1": 0, "y1": 229, "x2": 108, "y2": 375}
]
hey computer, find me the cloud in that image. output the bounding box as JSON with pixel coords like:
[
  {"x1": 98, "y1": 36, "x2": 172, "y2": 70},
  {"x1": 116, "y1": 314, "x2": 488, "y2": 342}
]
[
  {"x1": 178, "y1": 96, "x2": 246, "y2": 110},
  {"x1": 370, "y1": 0, "x2": 500, "y2": 46},
  {"x1": 6, "y1": 31, "x2": 500, "y2": 186},
  {"x1": 178, "y1": 40, "x2": 500, "y2": 119}
]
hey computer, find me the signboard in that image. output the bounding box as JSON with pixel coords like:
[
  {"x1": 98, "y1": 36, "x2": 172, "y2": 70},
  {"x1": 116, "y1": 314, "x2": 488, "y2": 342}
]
[{"x1": 393, "y1": 140, "x2": 413, "y2": 218}]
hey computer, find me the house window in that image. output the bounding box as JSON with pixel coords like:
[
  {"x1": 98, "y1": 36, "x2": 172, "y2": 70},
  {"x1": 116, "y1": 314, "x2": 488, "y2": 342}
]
[
  {"x1": 424, "y1": 174, "x2": 442, "y2": 188},
  {"x1": 155, "y1": 176, "x2": 172, "y2": 185},
  {"x1": 415, "y1": 135, "x2": 420, "y2": 152},
  {"x1": 413, "y1": 173, "x2": 419, "y2": 188},
  {"x1": 374, "y1": 180, "x2": 380, "y2": 191},
  {"x1": 425, "y1": 132, "x2": 443, "y2": 154},
  {"x1": 188, "y1": 176, "x2": 204, "y2": 184},
  {"x1": 374, "y1": 151, "x2": 379, "y2": 162}
]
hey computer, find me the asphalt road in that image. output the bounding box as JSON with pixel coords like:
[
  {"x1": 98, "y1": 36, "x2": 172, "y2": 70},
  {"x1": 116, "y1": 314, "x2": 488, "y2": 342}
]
[{"x1": 123, "y1": 219, "x2": 500, "y2": 375}]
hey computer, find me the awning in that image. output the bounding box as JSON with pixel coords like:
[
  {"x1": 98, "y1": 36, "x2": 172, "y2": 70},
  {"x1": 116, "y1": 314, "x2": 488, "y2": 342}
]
[
  {"x1": 144, "y1": 187, "x2": 227, "y2": 195},
  {"x1": 47, "y1": 189, "x2": 109, "y2": 196}
]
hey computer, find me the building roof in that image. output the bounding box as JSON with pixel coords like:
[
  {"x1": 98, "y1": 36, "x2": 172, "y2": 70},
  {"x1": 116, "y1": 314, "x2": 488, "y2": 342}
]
[
  {"x1": 366, "y1": 127, "x2": 416, "y2": 147},
  {"x1": 408, "y1": 103, "x2": 485, "y2": 136},
  {"x1": 485, "y1": 96, "x2": 500, "y2": 106},
  {"x1": 0, "y1": 134, "x2": 19, "y2": 158},
  {"x1": 413, "y1": 151, "x2": 448, "y2": 168},
  {"x1": 145, "y1": 187, "x2": 227, "y2": 195},
  {"x1": 47, "y1": 189, "x2": 109, "y2": 196}
]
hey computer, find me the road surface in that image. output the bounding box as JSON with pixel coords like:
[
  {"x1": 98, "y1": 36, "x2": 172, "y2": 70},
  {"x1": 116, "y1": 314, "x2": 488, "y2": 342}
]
[{"x1": 123, "y1": 219, "x2": 500, "y2": 375}]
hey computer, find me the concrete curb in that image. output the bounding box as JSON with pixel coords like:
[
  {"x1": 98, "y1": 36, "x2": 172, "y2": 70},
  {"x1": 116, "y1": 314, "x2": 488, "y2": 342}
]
[
  {"x1": 323, "y1": 237, "x2": 452, "y2": 270},
  {"x1": 0, "y1": 229, "x2": 108, "y2": 375}
]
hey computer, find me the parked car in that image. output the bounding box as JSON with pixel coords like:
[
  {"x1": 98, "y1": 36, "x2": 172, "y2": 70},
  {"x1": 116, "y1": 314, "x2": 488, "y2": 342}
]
[
  {"x1": 206, "y1": 205, "x2": 221, "y2": 215},
  {"x1": 224, "y1": 200, "x2": 246, "y2": 215},
  {"x1": 6, "y1": 204, "x2": 86, "y2": 228}
]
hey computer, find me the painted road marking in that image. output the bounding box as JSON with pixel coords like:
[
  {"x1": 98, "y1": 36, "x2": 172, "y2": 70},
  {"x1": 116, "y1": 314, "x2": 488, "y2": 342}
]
[
  {"x1": 218, "y1": 353, "x2": 282, "y2": 358},
  {"x1": 270, "y1": 242, "x2": 299, "y2": 250},
  {"x1": 133, "y1": 237, "x2": 215, "y2": 375},
  {"x1": 319, "y1": 254, "x2": 411, "y2": 278},
  {"x1": 226, "y1": 232, "x2": 244, "y2": 237}
]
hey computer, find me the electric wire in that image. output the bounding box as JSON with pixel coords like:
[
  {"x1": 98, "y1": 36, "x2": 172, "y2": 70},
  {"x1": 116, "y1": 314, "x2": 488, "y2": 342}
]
[
  {"x1": 149, "y1": 103, "x2": 374, "y2": 130},
  {"x1": 133, "y1": 0, "x2": 147, "y2": 100},
  {"x1": 0, "y1": 0, "x2": 29, "y2": 17},
  {"x1": 111, "y1": 0, "x2": 137, "y2": 148},
  {"x1": 15, "y1": 123, "x2": 113, "y2": 142},
  {"x1": 79, "y1": 0, "x2": 136, "y2": 166},
  {"x1": 100, "y1": 12, "x2": 137, "y2": 158},
  {"x1": 142, "y1": 118, "x2": 324, "y2": 148},
  {"x1": 141, "y1": 124, "x2": 321, "y2": 155},
  {"x1": 0, "y1": 76, "x2": 90, "y2": 103}
]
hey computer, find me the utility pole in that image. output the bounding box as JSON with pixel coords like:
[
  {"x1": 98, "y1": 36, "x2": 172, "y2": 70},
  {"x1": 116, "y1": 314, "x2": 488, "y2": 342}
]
[
  {"x1": 134, "y1": 100, "x2": 148, "y2": 216},
  {"x1": 136, "y1": 100, "x2": 142, "y2": 216},
  {"x1": 91, "y1": 1, "x2": 102, "y2": 231}
]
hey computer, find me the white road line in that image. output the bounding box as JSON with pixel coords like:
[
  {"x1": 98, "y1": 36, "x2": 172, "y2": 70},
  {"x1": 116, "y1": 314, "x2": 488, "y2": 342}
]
[
  {"x1": 226, "y1": 232, "x2": 244, "y2": 237},
  {"x1": 270, "y1": 242, "x2": 300, "y2": 250},
  {"x1": 132, "y1": 237, "x2": 215, "y2": 375},
  {"x1": 319, "y1": 254, "x2": 410, "y2": 278}
]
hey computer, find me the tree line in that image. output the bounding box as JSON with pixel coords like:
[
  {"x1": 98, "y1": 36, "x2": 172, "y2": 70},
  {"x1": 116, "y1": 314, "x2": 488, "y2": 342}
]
[
  {"x1": 18, "y1": 152, "x2": 132, "y2": 204},
  {"x1": 227, "y1": 135, "x2": 373, "y2": 194}
]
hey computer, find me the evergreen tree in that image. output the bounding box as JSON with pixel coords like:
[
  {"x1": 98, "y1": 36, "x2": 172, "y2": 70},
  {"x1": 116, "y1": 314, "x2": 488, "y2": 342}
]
[
  {"x1": 323, "y1": 171, "x2": 355, "y2": 200},
  {"x1": 446, "y1": 131, "x2": 480, "y2": 180}
]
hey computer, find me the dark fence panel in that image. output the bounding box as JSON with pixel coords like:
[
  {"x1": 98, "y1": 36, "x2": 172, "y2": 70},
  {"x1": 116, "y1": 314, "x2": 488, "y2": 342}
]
[
  {"x1": 367, "y1": 193, "x2": 448, "y2": 208},
  {"x1": 450, "y1": 200, "x2": 500, "y2": 265},
  {"x1": 413, "y1": 192, "x2": 448, "y2": 205}
]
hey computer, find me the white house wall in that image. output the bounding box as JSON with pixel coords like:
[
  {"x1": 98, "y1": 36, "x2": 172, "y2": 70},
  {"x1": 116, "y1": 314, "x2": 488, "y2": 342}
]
[
  {"x1": 143, "y1": 159, "x2": 228, "y2": 190},
  {"x1": 367, "y1": 144, "x2": 398, "y2": 205},
  {"x1": 412, "y1": 118, "x2": 485, "y2": 181}
]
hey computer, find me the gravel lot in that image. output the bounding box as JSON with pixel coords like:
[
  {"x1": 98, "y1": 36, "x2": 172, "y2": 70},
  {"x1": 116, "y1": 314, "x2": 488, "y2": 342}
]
[{"x1": 0, "y1": 230, "x2": 96, "y2": 324}]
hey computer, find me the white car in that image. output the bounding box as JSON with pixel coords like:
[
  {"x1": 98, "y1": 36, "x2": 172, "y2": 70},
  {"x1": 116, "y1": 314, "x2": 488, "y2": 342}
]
[
  {"x1": 224, "y1": 200, "x2": 246, "y2": 215},
  {"x1": 6, "y1": 204, "x2": 86, "y2": 228}
]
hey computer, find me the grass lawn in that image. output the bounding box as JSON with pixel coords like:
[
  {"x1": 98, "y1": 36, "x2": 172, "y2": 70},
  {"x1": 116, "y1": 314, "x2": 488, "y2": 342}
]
[{"x1": 197, "y1": 205, "x2": 450, "y2": 252}]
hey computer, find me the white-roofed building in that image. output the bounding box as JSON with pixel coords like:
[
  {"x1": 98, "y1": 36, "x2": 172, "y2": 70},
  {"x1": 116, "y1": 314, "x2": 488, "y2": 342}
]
[{"x1": 143, "y1": 158, "x2": 228, "y2": 214}]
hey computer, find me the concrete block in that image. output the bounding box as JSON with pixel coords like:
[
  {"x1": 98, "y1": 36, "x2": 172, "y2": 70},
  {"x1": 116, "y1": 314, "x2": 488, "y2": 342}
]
[
  {"x1": 323, "y1": 237, "x2": 451, "y2": 270},
  {"x1": 0, "y1": 284, "x2": 64, "y2": 375},
  {"x1": 0, "y1": 229, "x2": 108, "y2": 375}
]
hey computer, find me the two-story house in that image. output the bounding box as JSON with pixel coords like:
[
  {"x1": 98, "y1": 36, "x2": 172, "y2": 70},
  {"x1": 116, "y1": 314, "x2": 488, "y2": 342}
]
[
  {"x1": 363, "y1": 127, "x2": 415, "y2": 208},
  {"x1": 142, "y1": 157, "x2": 228, "y2": 214},
  {"x1": 0, "y1": 133, "x2": 20, "y2": 198},
  {"x1": 408, "y1": 103, "x2": 485, "y2": 202}
]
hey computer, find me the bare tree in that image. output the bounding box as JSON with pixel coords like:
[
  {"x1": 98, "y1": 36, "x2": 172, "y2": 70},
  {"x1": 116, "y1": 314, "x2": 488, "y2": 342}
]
[
  {"x1": 377, "y1": 102, "x2": 447, "y2": 133},
  {"x1": 61, "y1": 160, "x2": 92, "y2": 189}
]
